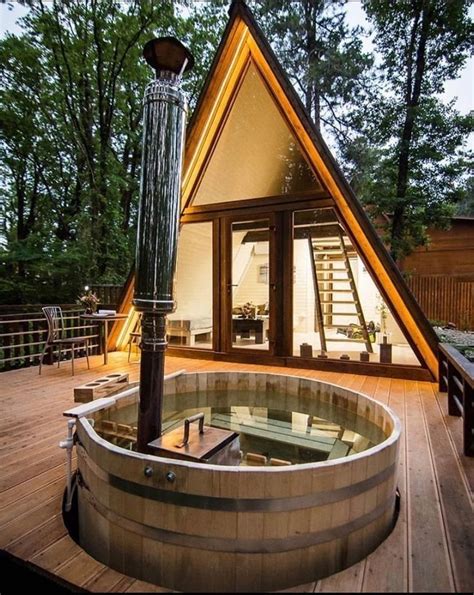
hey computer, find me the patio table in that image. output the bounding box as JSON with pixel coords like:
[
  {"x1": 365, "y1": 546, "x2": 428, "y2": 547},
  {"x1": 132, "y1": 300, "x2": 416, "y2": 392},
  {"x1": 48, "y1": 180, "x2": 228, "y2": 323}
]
[{"x1": 80, "y1": 313, "x2": 128, "y2": 365}]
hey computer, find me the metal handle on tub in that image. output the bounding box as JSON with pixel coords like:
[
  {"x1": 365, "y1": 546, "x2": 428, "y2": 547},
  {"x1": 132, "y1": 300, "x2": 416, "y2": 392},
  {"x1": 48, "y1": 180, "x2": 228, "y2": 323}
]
[{"x1": 176, "y1": 412, "x2": 205, "y2": 448}]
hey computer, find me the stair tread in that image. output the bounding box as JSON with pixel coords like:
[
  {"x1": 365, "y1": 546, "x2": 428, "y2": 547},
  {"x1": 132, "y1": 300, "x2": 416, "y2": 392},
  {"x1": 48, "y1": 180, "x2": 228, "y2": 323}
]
[
  {"x1": 320, "y1": 289, "x2": 354, "y2": 293},
  {"x1": 325, "y1": 337, "x2": 366, "y2": 343},
  {"x1": 320, "y1": 300, "x2": 357, "y2": 304}
]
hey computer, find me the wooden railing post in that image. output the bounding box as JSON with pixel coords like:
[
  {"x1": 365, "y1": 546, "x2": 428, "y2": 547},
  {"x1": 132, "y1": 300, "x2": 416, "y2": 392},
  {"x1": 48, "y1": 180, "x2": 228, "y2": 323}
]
[
  {"x1": 447, "y1": 361, "x2": 461, "y2": 417},
  {"x1": 464, "y1": 383, "x2": 473, "y2": 456}
]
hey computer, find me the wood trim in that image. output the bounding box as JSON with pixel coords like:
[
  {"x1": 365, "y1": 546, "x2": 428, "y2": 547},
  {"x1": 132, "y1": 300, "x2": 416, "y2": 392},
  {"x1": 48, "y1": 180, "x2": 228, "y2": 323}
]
[
  {"x1": 212, "y1": 219, "x2": 221, "y2": 353},
  {"x1": 183, "y1": 190, "x2": 331, "y2": 216},
  {"x1": 181, "y1": 197, "x2": 334, "y2": 224},
  {"x1": 181, "y1": 20, "x2": 250, "y2": 211},
  {"x1": 224, "y1": 212, "x2": 276, "y2": 357},
  {"x1": 242, "y1": 26, "x2": 438, "y2": 379},
  {"x1": 166, "y1": 346, "x2": 433, "y2": 382}
]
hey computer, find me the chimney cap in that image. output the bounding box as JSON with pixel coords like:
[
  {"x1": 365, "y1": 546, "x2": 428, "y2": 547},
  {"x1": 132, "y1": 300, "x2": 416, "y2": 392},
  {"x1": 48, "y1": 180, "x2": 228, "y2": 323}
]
[{"x1": 143, "y1": 37, "x2": 194, "y2": 75}]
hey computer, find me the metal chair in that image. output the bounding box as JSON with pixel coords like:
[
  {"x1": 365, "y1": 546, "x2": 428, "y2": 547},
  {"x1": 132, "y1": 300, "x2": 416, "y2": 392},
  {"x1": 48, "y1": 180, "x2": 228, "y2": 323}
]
[
  {"x1": 127, "y1": 313, "x2": 142, "y2": 362},
  {"x1": 39, "y1": 306, "x2": 90, "y2": 376}
]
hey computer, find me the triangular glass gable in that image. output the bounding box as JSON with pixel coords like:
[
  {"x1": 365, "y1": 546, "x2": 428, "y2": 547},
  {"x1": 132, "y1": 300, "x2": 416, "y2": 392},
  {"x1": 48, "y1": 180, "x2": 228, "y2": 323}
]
[{"x1": 192, "y1": 62, "x2": 321, "y2": 206}]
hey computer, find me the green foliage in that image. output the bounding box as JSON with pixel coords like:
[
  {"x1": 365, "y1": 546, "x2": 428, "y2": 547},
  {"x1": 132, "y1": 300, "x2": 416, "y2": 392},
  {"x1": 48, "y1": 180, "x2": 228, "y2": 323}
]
[
  {"x1": 349, "y1": 0, "x2": 474, "y2": 259},
  {"x1": 1, "y1": 0, "x2": 472, "y2": 306},
  {"x1": 250, "y1": 0, "x2": 374, "y2": 141},
  {"x1": 0, "y1": 0, "x2": 222, "y2": 304}
]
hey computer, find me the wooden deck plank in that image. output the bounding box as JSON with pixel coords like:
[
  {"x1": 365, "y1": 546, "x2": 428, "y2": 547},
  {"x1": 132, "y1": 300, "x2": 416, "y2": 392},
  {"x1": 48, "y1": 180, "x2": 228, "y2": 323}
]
[
  {"x1": 362, "y1": 378, "x2": 408, "y2": 593},
  {"x1": 55, "y1": 549, "x2": 105, "y2": 587},
  {"x1": 0, "y1": 449, "x2": 67, "y2": 492},
  {"x1": 0, "y1": 495, "x2": 63, "y2": 549},
  {"x1": 29, "y1": 534, "x2": 80, "y2": 572},
  {"x1": 83, "y1": 566, "x2": 135, "y2": 593},
  {"x1": 0, "y1": 351, "x2": 470, "y2": 593},
  {"x1": 404, "y1": 380, "x2": 454, "y2": 592},
  {"x1": 0, "y1": 462, "x2": 72, "y2": 510},
  {"x1": 6, "y1": 514, "x2": 67, "y2": 560},
  {"x1": 0, "y1": 477, "x2": 66, "y2": 527},
  {"x1": 125, "y1": 578, "x2": 175, "y2": 592},
  {"x1": 419, "y1": 382, "x2": 474, "y2": 592},
  {"x1": 315, "y1": 564, "x2": 364, "y2": 593}
]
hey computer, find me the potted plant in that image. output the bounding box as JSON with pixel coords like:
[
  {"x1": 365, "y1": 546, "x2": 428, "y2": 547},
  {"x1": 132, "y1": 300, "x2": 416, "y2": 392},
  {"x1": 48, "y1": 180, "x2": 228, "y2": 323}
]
[
  {"x1": 376, "y1": 294, "x2": 392, "y2": 363},
  {"x1": 78, "y1": 290, "x2": 100, "y2": 314}
]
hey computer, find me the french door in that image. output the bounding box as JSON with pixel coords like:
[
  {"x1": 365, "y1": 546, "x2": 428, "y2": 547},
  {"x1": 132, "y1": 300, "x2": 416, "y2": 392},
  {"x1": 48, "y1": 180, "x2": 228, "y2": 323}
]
[{"x1": 222, "y1": 213, "x2": 279, "y2": 355}]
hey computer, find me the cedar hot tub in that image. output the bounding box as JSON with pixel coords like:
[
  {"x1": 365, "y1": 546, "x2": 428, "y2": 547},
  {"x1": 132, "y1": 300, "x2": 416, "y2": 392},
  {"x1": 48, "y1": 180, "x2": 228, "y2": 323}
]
[{"x1": 73, "y1": 371, "x2": 401, "y2": 592}]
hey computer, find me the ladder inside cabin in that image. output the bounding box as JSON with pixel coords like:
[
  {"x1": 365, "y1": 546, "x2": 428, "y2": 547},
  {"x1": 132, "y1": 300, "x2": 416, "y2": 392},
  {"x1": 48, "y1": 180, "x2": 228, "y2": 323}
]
[{"x1": 307, "y1": 224, "x2": 373, "y2": 354}]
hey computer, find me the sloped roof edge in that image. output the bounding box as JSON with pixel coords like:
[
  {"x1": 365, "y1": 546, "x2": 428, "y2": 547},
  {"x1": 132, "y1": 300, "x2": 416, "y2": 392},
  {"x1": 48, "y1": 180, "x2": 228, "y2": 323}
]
[{"x1": 220, "y1": 0, "x2": 439, "y2": 362}]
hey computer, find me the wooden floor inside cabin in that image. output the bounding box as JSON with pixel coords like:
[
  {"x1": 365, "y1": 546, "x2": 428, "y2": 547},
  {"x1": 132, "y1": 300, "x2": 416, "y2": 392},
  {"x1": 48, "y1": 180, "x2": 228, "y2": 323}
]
[{"x1": 0, "y1": 351, "x2": 472, "y2": 593}]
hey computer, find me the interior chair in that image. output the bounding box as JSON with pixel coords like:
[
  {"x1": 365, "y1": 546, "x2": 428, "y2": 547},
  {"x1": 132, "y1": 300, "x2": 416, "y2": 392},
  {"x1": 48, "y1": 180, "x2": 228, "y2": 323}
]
[
  {"x1": 127, "y1": 313, "x2": 142, "y2": 362},
  {"x1": 39, "y1": 306, "x2": 90, "y2": 376}
]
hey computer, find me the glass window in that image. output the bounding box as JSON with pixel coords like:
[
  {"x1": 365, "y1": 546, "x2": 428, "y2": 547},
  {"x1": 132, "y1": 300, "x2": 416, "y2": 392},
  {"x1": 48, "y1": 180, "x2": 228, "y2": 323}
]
[
  {"x1": 192, "y1": 62, "x2": 321, "y2": 206},
  {"x1": 292, "y1": 208, "x2": 421, "y2": 366},
  {"x1": 231, "y1": 219, "x2": 270, "y2": 350},
  {"x1": 168, "y1": 222, "x2": 213, "y2": 348}
]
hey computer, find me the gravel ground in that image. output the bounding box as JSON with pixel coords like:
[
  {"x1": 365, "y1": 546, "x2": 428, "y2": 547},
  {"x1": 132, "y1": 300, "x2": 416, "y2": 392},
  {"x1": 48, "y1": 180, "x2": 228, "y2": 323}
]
[{"x1": 434, "y1": 326, "x2": 474, "y2": 346}]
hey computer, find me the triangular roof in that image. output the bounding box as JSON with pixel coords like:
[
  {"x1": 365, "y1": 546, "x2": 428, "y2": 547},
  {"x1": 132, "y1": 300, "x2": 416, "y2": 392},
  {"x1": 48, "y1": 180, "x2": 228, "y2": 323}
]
[
  {"x1": 180, "y1": 0, "x2": 438, "y2": 378},
  {"x1": 114, "y1": 0, "x2": 439, "y2": 379}
]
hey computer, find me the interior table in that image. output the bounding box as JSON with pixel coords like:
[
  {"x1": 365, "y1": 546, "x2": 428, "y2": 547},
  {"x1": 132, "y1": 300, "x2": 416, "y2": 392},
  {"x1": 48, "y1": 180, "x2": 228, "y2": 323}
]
[
  {"x1": 80, "y1": 313, "x2": 128, "y2": 365},
  {"x1": 232, "y1": 316, "x2": 269, "y2": 344}
]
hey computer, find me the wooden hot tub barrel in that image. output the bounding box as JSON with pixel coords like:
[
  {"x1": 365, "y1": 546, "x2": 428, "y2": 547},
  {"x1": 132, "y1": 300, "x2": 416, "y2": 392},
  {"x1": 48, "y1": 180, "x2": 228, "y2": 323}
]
[{"x1": 75, "y1": 372, "x2": 401, "y2": 592}]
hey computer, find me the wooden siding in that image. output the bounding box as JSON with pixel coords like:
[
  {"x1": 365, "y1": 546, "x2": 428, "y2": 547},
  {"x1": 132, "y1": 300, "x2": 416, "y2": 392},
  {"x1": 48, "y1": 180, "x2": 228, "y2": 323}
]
[
  {"x1": 406, "y1": 276, "x2": 474, "y2": 329},
  {"x1": 401, "y1": 220, "x2": 474, "y2": 278}
]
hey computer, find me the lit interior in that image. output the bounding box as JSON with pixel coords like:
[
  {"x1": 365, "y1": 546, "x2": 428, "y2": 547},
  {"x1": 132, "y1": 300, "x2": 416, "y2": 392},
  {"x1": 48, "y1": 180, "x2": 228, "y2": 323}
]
[{"x1": 192, "y1": 61, "x2": 321, "y2": 206}]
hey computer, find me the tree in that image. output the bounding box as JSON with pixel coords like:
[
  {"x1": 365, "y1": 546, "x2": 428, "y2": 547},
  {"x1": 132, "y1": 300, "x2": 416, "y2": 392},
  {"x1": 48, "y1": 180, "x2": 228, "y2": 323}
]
[
  {"x1": 356, "y1": 0, "x2": 474, "y2": 260},
  {"x1": 251, "y1": 0, "x2": 373, "y2": 144},
  {"x1": 0, "y1": 0, "x2": 222, "y2": 304}
]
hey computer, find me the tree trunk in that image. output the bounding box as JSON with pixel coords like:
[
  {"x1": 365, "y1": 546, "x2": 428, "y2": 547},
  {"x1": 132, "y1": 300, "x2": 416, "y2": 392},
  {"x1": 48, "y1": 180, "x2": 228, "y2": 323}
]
[{"x1": 390, "y1": 1, "x2": 431, "y2": 260}]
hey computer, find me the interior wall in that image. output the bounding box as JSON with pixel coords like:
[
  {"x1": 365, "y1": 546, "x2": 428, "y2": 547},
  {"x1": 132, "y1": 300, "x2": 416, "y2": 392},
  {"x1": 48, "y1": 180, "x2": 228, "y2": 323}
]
[
  {"x1": 192, "y1": 62, "x2": 320, "y2": 206},
  {"x1": 172, "y1": 223, "x2": 213, "y2": 320},
  {"x1": 292, "y1": 240, "x2": 412, "y2": 349},
  {"x1": 233, "y1": 245, "x2": 269, "y2": 308},
  {"x1": 293, "y1": 240, "x2": 315, "y2": 332}
]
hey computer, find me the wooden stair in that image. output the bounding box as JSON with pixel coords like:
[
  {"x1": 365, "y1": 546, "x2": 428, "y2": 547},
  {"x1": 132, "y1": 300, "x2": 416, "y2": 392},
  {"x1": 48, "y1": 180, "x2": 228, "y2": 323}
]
[{"x1": 307, "y1": 222, "x2": 373, "y2": 353}]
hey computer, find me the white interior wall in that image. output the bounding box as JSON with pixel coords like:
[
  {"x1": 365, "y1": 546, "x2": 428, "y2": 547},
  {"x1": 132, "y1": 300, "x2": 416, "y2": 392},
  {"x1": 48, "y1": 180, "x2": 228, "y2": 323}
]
[
  {"x1": 292, "y1": 247, "x2": 410, "y2": 347},
  {"x1": 172, "y1": 223, "x2": 213, "y2": 319},
  {"x1": 293, "y1": 240, "x2": 315, "y2": 332},
  {"x1": 233, "y1": 248, "x2": 269, "y2": 307}
]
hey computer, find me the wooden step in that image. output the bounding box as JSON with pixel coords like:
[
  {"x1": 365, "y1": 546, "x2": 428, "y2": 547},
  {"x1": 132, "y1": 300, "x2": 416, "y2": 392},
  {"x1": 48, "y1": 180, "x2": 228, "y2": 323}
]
[
  {"x1": 316, "y1": 278, "x2": 351, "y2": 283},
  {"x1": 312, "y1": 249, "x2": 344, "y2": 255},
  {"x1": 325, "y1": 337, "x2": 366, "y2": 343},
  {"x1": 320, "y1": 300, "x2": 356, "y2": 304}
]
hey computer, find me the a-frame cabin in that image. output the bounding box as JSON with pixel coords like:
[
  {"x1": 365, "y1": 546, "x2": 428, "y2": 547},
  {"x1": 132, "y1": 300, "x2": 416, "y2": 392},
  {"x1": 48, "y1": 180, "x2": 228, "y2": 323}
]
[{"x1": 112, "y1": 0, "x2": 439, "y2": 381}]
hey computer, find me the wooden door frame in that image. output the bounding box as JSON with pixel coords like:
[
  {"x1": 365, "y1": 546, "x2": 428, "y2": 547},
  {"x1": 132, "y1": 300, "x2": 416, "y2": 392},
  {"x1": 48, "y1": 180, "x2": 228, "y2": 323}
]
[{"x1": 221, "y1": 212, "x2": 279, "y2": 356}]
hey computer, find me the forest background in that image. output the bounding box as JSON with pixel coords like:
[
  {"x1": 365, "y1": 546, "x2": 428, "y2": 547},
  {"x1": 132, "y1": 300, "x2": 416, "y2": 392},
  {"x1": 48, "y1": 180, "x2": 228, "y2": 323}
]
[{"x1": 0, "y1": 0, "x2": 472, "y2": 304}]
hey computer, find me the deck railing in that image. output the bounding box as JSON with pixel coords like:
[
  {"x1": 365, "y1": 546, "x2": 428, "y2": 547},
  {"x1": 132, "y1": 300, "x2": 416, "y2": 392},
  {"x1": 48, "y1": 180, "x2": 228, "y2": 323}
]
[
  {"x1": 0, "y1": 306, "x2": 102, "y2": 372},
  {"x1": 439, "y1": 343, "x2": 474, "y2": 456}
]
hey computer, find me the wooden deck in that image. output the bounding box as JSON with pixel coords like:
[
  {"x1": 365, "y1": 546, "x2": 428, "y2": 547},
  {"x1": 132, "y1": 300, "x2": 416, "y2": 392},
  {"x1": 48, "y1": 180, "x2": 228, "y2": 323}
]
[{"x1": 0, "y1": 352, "x2": 472, "y2": 592}]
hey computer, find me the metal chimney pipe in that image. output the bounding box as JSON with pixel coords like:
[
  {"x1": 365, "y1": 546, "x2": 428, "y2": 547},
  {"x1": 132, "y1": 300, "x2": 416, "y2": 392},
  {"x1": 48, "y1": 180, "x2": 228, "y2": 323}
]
[{"x1": 134, "y1": 37, "x2": 194, "y2": 453}]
